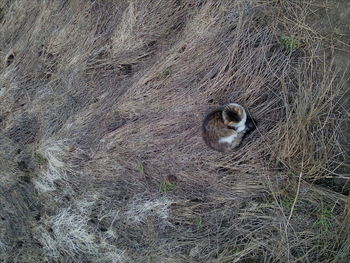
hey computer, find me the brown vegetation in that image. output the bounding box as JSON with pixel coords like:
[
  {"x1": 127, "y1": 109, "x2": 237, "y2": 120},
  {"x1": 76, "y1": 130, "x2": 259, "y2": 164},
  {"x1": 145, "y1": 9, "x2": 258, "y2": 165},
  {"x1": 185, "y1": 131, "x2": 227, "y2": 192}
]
[{"x1": 0, "y1": 0, "x2": 349, "y2": 262}]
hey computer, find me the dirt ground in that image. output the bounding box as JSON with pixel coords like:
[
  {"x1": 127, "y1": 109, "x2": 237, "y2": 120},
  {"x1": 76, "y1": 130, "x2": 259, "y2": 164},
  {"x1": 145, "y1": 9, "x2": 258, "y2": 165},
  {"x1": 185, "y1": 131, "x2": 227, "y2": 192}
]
[{"x1": 309, "y1": 0, "x2": 350, "y2": 193}]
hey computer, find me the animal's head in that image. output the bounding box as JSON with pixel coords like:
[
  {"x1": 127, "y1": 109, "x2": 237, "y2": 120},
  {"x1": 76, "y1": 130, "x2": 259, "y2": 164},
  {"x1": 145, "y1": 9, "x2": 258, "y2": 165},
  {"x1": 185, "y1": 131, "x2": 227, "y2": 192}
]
[
  {"x1": 245, "y1": 115, "x2": 256, "y2": 132},
  {"x1": 222, "y1": 103, "x2": 256, "y2": 133}
]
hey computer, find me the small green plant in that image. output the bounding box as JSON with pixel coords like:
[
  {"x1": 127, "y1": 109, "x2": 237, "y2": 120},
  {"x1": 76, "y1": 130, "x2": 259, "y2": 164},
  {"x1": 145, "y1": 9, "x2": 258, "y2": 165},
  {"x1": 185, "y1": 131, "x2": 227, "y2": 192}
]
[
  {"x1": 162, "y1": 68, "x2": 171, "y2": 77},
  {"x1": 280, "y1": 196, "x2": 294, "y2": 210},
  {"x1": 136, "y1": 163, "x2": 144, "y2": 173},
  {"x1": 334, "y1": 251, "x2": 348, "y2": 263},
  {"x1": 159, "y1": 180, "x2": 175, "y2": 193},
  {"x1": 280, "y1": 35, "x2": 299, "y2": 51},
  {"x1": 155, "y1": 67, "x2": 172, "y2": 80},
  {"x1": 196, "y1": 217, "x2": 203, "y2": 230},
  {"x1": 33, "y1": 152, "x2": 48, "y2": 166},
  {"x1": 333, "y1": 27, "x2": 342, "y2": 35},
  {"x1": 315, "y1": 204, "x2": 333, "y2": 233}
]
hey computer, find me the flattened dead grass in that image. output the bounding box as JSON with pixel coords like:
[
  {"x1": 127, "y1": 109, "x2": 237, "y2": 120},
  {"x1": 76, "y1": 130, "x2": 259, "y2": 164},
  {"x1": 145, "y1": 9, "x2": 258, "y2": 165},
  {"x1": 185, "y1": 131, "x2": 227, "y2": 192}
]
[{"x1": 0, "y1": 0, "x2": 349, "y2": 262}]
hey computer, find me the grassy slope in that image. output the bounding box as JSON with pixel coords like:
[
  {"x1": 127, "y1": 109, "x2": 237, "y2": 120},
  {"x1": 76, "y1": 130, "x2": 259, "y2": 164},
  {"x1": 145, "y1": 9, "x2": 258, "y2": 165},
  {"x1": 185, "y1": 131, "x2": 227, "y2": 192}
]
[{"x1": 0, "y1": 0, "x2": 349, "y2": 262}]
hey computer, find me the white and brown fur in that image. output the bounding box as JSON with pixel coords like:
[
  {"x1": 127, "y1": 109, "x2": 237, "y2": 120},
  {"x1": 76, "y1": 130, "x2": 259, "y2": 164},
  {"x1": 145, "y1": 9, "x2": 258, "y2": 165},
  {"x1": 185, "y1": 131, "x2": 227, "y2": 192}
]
[{"x1": 202, "y1": 103, "x2": 256, "y2": 152}]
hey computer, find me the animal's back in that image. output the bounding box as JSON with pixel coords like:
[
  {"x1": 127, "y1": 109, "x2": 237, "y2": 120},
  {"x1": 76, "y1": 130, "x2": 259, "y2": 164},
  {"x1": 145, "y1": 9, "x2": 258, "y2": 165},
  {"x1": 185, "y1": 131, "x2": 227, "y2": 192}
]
[{"x1": 202, "y1": 109, "x2": 236, "y2": 152}]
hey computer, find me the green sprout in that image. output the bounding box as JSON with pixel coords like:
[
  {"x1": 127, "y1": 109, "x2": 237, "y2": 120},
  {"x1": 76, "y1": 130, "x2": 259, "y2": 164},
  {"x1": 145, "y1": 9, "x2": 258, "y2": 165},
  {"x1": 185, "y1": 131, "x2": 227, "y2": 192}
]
[
  {"x1": 33, "y1": 152, "x2": 48, "y2": 166},
  {"x1": 315, "y1": 204, "x2": 333, "y2": 233},
  {"x1": 159, "y1": 180, "x2": 175, "y2": 193},
  {"x1": 136, "y1": 163, "x2": 144, "y2": 173},
  {"x1": 280, "y1": 35, "x2": 300, "y2": 51},
  {"x1": 196, "y1": 217, "x2": 203, "y2": 230}
]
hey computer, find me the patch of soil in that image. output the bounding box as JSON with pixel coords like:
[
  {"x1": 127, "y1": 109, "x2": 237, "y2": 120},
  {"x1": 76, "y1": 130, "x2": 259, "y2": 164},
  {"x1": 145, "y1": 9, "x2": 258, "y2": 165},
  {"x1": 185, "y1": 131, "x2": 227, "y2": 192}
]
[{"x1": 309, "y1": 0, "x2": 350, "y2": 194}]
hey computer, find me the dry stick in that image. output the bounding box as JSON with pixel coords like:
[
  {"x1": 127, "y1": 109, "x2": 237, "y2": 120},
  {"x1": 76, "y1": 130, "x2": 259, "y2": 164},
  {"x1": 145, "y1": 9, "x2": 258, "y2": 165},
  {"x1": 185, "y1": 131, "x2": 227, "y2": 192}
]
[
  {"x1": 285, "y1": 153, "x2": 304, "y2": 237},
  {"x1": 287, "y1": 170, "x2": 303, "y2": 224},
  {"x1": 281, "y1": 153, "x2": 304, "y2": 262}
]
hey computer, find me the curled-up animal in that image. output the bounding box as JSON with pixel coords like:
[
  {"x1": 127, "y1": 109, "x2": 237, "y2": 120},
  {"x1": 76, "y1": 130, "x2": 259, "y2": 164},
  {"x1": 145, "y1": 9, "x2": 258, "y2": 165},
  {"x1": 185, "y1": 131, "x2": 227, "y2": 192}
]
[{"x1": 202, "y1": 103, "x2": 256, "y2": 152}]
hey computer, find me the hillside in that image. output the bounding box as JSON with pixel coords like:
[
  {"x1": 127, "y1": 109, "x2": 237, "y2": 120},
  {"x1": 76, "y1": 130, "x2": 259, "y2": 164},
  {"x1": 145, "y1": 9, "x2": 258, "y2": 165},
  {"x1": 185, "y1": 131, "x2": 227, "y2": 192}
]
[{"x1": 0, "y1": 0, "x2": 349, "y2": 262}]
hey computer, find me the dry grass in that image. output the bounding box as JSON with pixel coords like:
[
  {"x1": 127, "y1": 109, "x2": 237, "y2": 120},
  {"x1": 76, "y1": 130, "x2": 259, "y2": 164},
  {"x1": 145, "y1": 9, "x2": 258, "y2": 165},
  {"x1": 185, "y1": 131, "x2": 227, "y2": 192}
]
[{"x1": 0, "y1": 0, "x2": 349, "y2": 262}]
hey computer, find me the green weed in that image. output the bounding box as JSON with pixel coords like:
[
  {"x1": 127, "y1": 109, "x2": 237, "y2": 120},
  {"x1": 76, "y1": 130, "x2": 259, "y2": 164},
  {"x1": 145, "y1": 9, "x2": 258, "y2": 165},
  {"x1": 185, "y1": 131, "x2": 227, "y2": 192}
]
[
  {"x1": 196, "y1": 217, "x2": 203, "y2": 230},
  {"x1": 159, "y1": 180, "x2": 175, "y2": 193},
  {"x1": 162, "y1": 68, "x2": 171, "y2": 77},
  {"x1": 280, "y1": 196, "x2": 294, "y2": 210},
  {"x1": 315, "y1": 203, "x2": 334, "y2": 233},
  {"x1": 334, "y1": 251, "x2": 348, "y2": 263},
  {"x1": 136, "y1": 163, "x2": 144, "y2": 173},
  {"x1": 280, "y1": 35, "x2": 299, "y2": 51},
  {"x1": 33, "y1": 152, "x2": 48, "y2": 166},
  {"x1": 155, "y1": 67, "x2": 172, "y2": 80}
]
